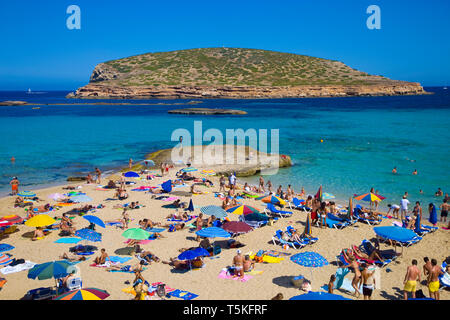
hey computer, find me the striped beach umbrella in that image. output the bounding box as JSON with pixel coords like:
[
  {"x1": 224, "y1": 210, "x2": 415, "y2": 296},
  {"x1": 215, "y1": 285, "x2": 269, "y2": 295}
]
[
  {"x1": 354, "y1": 192, "x2": 383, "y2": 202},
  {"x1": 54, "y1": 288, "x2": 110, "y2": 300},
  {"x1": 182, "y1": 167, "x2": 197, "y2": 172},
  {"x1": 0, "y1": 253, "x2": 13, "y2": 266},
  {"x1": 304, "y1": 212, "x2": 312, "y2": 236},
  {"x1": 260, "y1": 195, "x2": 286, "y2": 206},
  {"x1": 226, "y1": 205, "x2": 260, "y2": 215},
  {"x1": 200, "y1": 205, "x2": 228, "y2": 219},
  {"x1": 28, "y1": 260, "x2": 74, "y2": 280},
  {"x1": 122, "y1": 228, "x2": 150, "y2": 240},
  {"x1": 201, "y1": 169, "x2": 216, "y2": 176},
  {"x1": 0, "y1": 219, "x2": 13, "y2": 228},
  {"x1": 314, "y1": 186, "x2": 323, "y2": 202},
  {"x1": 1, "y1": 214, "x2": 23, "y2": 224},
  {"x1": 322, "y1": 192, "x2": 335, "y2": 200},
  {"x1": 17, "y1": 191, "x2": 36, "y2": 198},
  {"x1": 25, "y1": 214, "x2": 56, "y2": 228}
]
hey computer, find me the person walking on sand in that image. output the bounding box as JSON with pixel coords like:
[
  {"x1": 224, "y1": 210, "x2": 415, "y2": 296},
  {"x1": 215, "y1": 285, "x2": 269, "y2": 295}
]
[
  {"x1": 440, "y1": 199, "x2": 449, "y2": 223},
  {"x1": 403, "y1": 259, "x2": 421, "y2": 300},
  {"x1": 129, "y1": 158, "x2": 133, "y2": 169},
  {"x1": 232, "y1": 249, "x2": 244, "y2": 279},
  {"x1": 219, "y1": 175, "x2": 226, "y2": 193},
  {"x1": 10, "y1": 177, "x2": 19, "y2": 196},
  {"x1": 95, "y1": 168, "x2": 102, "y2": 184},
  {"x1": 160, "y1": 163, "x2": 165, "y2": 177},
  {"x1": 120, "y1": 173, "x2": 126, "y2": 189},
  {"x1": 400, "y1": 195, "x2": 410, "y2": 221},
  {"x1": 348, "y1": 255, "x2": 361, "y2": 298},
  {"x1": 428, "y1": 259, "x2": 444, "y2": 300},
  {"x1": 423, "y1": 257, "x2": 433, "y2": 296},
  {"x1": 360, "y1": 263, "x2": 376, "y2": 300}
]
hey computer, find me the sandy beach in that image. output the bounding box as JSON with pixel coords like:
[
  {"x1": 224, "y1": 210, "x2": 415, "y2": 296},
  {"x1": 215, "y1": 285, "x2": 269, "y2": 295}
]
[{"x1": 0, "y1": 163, "x2": 448, "y2": 301}]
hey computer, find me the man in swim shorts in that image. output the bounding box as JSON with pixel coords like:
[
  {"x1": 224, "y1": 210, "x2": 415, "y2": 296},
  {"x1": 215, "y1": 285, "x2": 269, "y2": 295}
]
[
  {"x1": 10, "y1": 177, "x2": 19, "y2": 196},
  {"x1": 403, "y1": 259, "x2": 421, "y2": 300},
  {"x1": 440, "y1": 199, "x2": 448, "y2": 223},
  {"x1": 428, "y1": 259, "x2": 444, "y2": 300},
  {"x1": 233, "y1": 249, "x2": 244, "y2": 279},
  {"x1": 360, "y1": 263, "x2": 376, "y2": 300}
]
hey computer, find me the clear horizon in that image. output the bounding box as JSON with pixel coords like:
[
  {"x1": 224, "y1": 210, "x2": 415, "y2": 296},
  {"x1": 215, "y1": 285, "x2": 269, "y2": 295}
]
[{"x1": 1, "y1": 1, "x2": 450, "y2": 89}]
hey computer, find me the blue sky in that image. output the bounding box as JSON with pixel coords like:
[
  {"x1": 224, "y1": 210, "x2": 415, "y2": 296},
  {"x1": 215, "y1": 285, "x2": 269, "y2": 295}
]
[{"x1": 0, "y1": 0, "x2": 449, "y2": 90}]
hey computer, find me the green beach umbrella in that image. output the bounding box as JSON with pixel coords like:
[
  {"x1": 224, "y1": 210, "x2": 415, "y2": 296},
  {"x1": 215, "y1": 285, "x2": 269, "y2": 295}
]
[{"x1": 122, "y1": 228, "x2": 150, "y2": 240}]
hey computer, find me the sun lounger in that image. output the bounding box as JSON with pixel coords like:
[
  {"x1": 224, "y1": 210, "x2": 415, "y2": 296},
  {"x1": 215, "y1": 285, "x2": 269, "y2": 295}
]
[
  {"x1": 271, "y1": 230, "x2": 306, "y2": 249},
  {"x1": 24, "y1": 287, "x2": 58, "y2": 300},
  {"x1": 286, "y1": 226, "x2": 318, "y2": 245},
  {"x1": 351, "y1": 245, "x2": 392, "y2": 268},
  {"x1": 439, "y1": 262, "x2": 450, "y2": 291},
  {"x1": 361, "y1": 239, "x2": 397, "y2": 262},
  {"x1": 289, "y1": 198, "x2": 310, "y2": 211},
  {"x1": 264, "y1": 203, "x2": 293, "y2": 218}
]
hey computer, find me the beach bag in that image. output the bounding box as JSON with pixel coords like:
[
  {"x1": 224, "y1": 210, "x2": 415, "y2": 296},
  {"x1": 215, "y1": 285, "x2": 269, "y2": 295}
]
[{"x1": 415, "y1": 289, "x2": 426, "y2": 299}]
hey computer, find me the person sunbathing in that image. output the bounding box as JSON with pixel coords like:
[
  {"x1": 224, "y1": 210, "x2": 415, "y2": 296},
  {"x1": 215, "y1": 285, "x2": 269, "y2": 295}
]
[
  {"x1": 14, "y1": 196, "x2": 26, "y2": 207},
  {"x1": 166, "y1": 211, "x2": 189, "y2": 221},
  {"x1": 60, "y1": 252, "x2": 87, "y2": 262},
  {"x1": 162, "y1": 222, "x2": 185, "y2": 231},
  {"x1": 205, "y1": 215, "x2": 216, "y2": 228},
  {"x1": 106, "y1": 263, "x2": 141, "y2": 272},
  {"x1": 161, "y1": 257, "x2": 190, "y2": 270},
  {"x1": 243, "y1": 255, "x2": 255, "y2": 272},
  {"x1": 105, "y1": 180, "x2": 117, "y2": 189},
  {"x1": 139, "y1": 219, "x2": 161, "y2": 230},
  {"x1": 35, "y1": 203, "x2": 51, "y2": 213},
  {"x1": 32, "y1": 227, "x2": 46, "y2": 241},
  {"x1": 94, "y1": 248, "x2": 111, "y2": 265},
  {"x1": 59, "y1": 220, "x2": 75, "y2": 235},
  {"x1": 352, "y1": 245, "x2": 384, "y2": 262},
  {"x1": 138, "y1": 250, "x2": 161, "y2": 264},
  {"x1": 190, "y1": 183, "x2": 203, "y2": 194}
]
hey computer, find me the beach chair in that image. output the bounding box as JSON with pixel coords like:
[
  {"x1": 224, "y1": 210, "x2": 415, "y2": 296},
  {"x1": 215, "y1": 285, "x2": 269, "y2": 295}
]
[
  {"x1": 421, "y1": 225, "x2": 438, "y2": 233},
  {"x1": 271, "y1": 230, "x2": 306, "y2": 250},
  {"x1": 336, "y1": 250, "x2": 351, "y2": 267},
  {"x1": 325, "y1": 216, "x2": 348, "y2": 229},
  {"x1": 286, "y1": 226, "x2": 318, "y2": 245},
  {"x1": 265, "y1": 203, "x2": 293, "y2": 218},
  {"x1": 289, "y1": 198, "x2": 308, "y2": 211},
  {"x1": 361, "y1": 239, "x2": 397, "y2": 263},
  {"x1": 439, "y1": 262, "x2": 450, "y2": 291},
  {"x1": 24, "y1": 287, "x2": 57, "y2": 300},
  {"x1": 351, "y1": 245, "x2": 392, "y2": 268}
]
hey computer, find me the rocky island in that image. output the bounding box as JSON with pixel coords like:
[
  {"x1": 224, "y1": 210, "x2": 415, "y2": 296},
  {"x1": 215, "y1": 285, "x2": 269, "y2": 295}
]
[{"x1": 71, "y1": 48, "x2": 426, "y2": 99}]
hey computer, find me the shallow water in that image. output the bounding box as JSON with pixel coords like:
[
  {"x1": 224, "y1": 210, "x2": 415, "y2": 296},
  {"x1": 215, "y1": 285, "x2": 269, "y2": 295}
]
[{"x1": 0, "y1": 88, "x2": 449, "y2": 217}]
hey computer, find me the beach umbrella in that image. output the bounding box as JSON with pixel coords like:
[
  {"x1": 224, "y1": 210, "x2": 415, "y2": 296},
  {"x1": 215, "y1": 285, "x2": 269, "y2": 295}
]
[
  {"x1": 82, "y1": 215, "x2": 105, "y2": 228},
  {"x1": 290, "y1": 251, "x2": 329, "y2": 290},
  {"x1": 260, "y1": 195, "x2": 286, "y2": 206},
  {"x1": 196, "y1": 227, "x2": 231, "y2": 239},
  {"x1": 314, "y1": 186, "x2": 323, "y2": 202},
  {"x1": 322, "y1": 192, "x2": 335, "y2": 200},
  {"x1": 373, "y1": 226, "x2": 417, "y2": 243},
  {"x1": 53, "y1": 288, "x2": 110, "y2": 300},
  {"x1": 0, "y1": 244, "x2": 15, "y2": 253},
  {"x1": 17, "y1": 191, "x2": 36, "y2": 198},
  {"x1": 242, "y1": 212, "x2": 268, "y2": 222},
  {"x1": 25, "y1": 214, "x2": 56, "y2": 228},
  {"x1": 70, "y1": 195, "x2": 93, "y2": 203},
  {"x1": 161, "y1": 180, "x2": 172, "y2": 193},
  {"x1": 49, "y1": 193, "x2": 64, "y2": 201},
  {"x1": 0, "y1": 253, "x2": 13, "y2": 266},
  {"x1": 290, "y1": 292, "x2": 350, "y2": 300},
  {"x1": 200, "y1": 205, "x2": 228, "y2": 219},
  {"x1": 28, "y1": 260, "x2": 74, "y2": 280},
  {"x1": 226, "y1": 205, "x2": 260, "y2": 216},
  {"x1": 304, "y1": 212, "x2": 312, "y2": 236},
  {"x1": 429, "y1": 204, "x2": 438, "y2": 225},
  {"x1": 178, "y1": 247, "x2": 209, "y2": 261},
  {"x1": 222, "y1": 221, "x2": 253, "y2": 235},
  {"x1": 201, "y1": 169, "x2": 216, "y2": 176},
  {"x1": 75, "y1": 228, "x2": 102, "y2": 242},
  {"x1": 354, "y1": 192, "x2": 383, "y2": 202},
  {"x1": 1, "y1": 214, "x2": 23, "y2": 224},
  {"x1": 124, "y1": 171, "x2": 140, "y2": 178},
  {"x1": 122, "y1": 228, "x2": 150, "y2": 240},
  {"x1": 143, "y1": 160, "x2": 155, "y2": 167},
  {"x1": 187, "y1": 199, "x2": 194, "y2": 212},
  {"x1": 0, "y1": 220, "x2": 13, "y2": 228},
  {"x1": 182, "y1": 167, "x2": 198, "y2": 172}
]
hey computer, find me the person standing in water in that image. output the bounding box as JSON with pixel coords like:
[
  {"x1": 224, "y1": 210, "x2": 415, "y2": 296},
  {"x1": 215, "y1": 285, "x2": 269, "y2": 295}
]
[
  {"x1": 412, "y1": 169, "x2": 418, "y2": 175},
  {"x1": 392, "y1": 167, "x2": 397, "y2": 174},
  {"x1": 10, "y1": 156, "x2": 15, "y2": 163},
  {"x1": 95, "y1": 168, "x2": 102, "y2": 184},
  {"x1": 440, "y1": 198, "x2": 449, "y2": 223},
  {"x1": 129, "y1": 158, "x2": 133, "y2": 169},
  {"x1": 10, "y1": 177, "x2": 19, "y2": 196}
]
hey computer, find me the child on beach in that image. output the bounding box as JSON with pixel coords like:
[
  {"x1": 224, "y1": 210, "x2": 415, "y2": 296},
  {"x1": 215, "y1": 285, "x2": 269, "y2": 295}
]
[{"x1": 328, "y1": 274, "x2": 336, "y2": 293}]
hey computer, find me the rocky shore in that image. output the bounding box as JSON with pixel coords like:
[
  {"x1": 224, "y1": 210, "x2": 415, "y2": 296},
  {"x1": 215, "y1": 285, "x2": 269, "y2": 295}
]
[
  {"x1": 168, "y1": 108, "x2": 247, "y2": 115},
  {"x1": 71, "y1": 82, "x2": 427, "y2": 99}
]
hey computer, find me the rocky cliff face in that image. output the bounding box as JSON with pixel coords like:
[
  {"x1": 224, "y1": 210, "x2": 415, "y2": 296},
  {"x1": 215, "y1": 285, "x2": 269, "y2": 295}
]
[{"x1": 72, "y1": 82, "x2": 426, "y2": 99}]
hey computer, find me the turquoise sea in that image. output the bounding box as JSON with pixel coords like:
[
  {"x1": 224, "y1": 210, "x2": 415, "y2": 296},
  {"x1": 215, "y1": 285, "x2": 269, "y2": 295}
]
[{"x1": 0, "y1": 88, "x2": 449, "y2": 217}]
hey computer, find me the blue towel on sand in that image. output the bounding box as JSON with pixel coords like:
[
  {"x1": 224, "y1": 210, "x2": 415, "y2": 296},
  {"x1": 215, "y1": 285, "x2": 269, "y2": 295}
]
[
  {"x1": 0, "y1": 244, "x2": 14, "y2": 252},
  {"x1": 108, "y1": 256, "x2": 132, "y2": 264},
  {"x1": 54, "y1": 238, "x2": 82, "y2": 244},
  {"x1": 145, "y1": 228, "x2": 165, "y2": 233},
  {"x1": 167, "y1": 289, "x2": 198, "y2": 300},
  {"x1": 106, "y1": 222, "x2": 122, "y2": 226}
]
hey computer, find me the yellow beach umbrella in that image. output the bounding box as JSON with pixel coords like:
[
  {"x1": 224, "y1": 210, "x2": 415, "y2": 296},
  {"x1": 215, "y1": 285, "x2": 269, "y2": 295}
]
[{"x1": 25, "y1": 214, "x2": 56, "y2": 228}]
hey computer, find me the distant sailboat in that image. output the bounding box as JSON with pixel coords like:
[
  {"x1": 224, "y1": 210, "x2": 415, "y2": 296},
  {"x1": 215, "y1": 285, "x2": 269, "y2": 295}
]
[
  {"x1": 27, "y1": 88, "x2": 31, "y2": 94},
  {"x1": 444, "y1": 87, "x2": 448, "y2": 90}
]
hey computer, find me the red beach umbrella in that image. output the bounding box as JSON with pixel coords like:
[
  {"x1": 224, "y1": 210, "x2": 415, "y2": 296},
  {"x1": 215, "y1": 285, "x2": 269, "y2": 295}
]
[{"x1": 221, "y1": 221, "x2": 253, "y2": 235}]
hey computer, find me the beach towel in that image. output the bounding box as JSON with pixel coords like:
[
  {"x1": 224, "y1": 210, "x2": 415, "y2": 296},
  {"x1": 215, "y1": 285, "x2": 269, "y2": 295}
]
[
  {"x1": 148, "y1": 282, "x2": 175, "y2": 296},
  {"x1": 161, "y1": 197, "x2": 179, "y2": 202},
  {"x1": 124, "y1": 239, "x2": 153, "y2": 245},
  {"x1": 107, "y1": 256, "x2": 132, "y2": 264},
  {"x1": 218, "y1": 269, "x2": 253, "y2": 282},
  {"x1": 89, "y1": 261, "x2": 120, "y2": 268},
  {"x1": 145, "y1": 227, "x2": 165, "y2": 233},
  {"x1": 109, "y1": 267, "x2": 148, "y2": 274},
  {"x1": 167, "y1": 216, "x2": 196, "y2": 223},
  {"x1": 106, "y1": 221, "x2": 122, "y2": 226},
  {"x1": 54, "y1": 237, "x2": 82, "y2": 244},
  {"x1": 263, "y1": 250, "x2": 291, "y2": 257},
  {"x1": 0, "y1": 261, "x2": 36, "y2": 275},
  {"x1": 0, "y1": 244, "x2": 14, "y2": 253},
  {"x1": 245, "y1": 270, "x2": 263, "y2": 275},
  {"x1": 0, "y1": 254, "x2": 13, "y2": 266},
  {"x1": 167, "y1": 289, "x2": 199, "y2": 300},
  {"x1": 249, "y1": 253, "x2": 284, "y2": 263}
]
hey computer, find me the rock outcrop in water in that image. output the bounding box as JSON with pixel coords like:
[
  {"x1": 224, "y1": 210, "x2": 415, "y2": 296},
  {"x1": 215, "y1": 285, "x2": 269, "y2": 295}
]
[
  {"x1": 71, "y1": 48, "x2": 427, "y2": 99},
  {"x1": 168, "y1": 108, "x2": 247, "y2": 115}
]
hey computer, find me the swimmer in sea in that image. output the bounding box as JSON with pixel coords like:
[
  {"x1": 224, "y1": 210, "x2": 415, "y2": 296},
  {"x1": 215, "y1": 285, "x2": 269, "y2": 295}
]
[
  {"x1": 412, "y1": 169, "x2": 417, "y2": 175},
  {"x1": 392, "y1": 167, "x2": 397, "y2": 174}
]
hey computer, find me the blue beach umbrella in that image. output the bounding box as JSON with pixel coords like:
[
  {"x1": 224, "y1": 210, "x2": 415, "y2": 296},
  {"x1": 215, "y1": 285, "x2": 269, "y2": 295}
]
[
  {"x1": 161, "y1": 180, "x2": 172, "y2": 193},
  {"x1": 70, "y1": 195, "x2": 93, "y2": 203},
  {"x1": 75, "y1": 228, "x2": 102, "y2": 242},
  {"x1": 0, "y1": 244, "x2": 15, "y2": 253},
  {"x1": 429, "y1": 204, "x2": 437, "y2": 225},
  {"x1": 187, "y1": 199, "x2": 194, "y2": 212},
  {"x1": 82, "y1": 215, "x2": 105, "y2": 228},
  {"x1": 124, "y1": 171, "x2": 140, "y2": 178},
  {"x1": 178, "y1": 247, "x2": 209, "y2": 261},
  {"x1": 17, "y1": 191, "x2": 36, "y2": 198},
  {"x1": 196, "y1": 227, "x2": 231, "y2": 239},
  {"x1": 28, "y1": 260, "x2": 74, "y2": 281},
  {"x1": 200, "y1": 205, "x2": 228, "y2": 219},
  {"x1": 373, "y1": 226, "x2": 417, "y2": 243},
  {"x1": 290, "y1": 251, "x2": 329, "y2": 289},
  {"x1": 290, "y1": 292, "x2": 351, "y2": 300}
]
